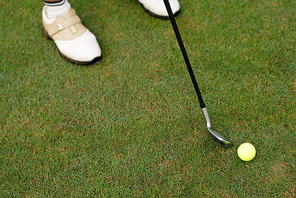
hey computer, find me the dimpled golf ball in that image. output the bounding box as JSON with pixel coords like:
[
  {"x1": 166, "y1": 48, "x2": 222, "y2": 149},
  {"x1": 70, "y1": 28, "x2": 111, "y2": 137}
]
[{"x1": 237, "y1": 143, "x2": 256, "y2": 161}]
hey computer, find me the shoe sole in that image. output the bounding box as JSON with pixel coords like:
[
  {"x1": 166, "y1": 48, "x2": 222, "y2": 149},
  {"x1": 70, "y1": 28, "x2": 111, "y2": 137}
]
[
  {"x1": 43, "y1": 29, "x2": 102, "y2": 65},
  {"x1": 141, "y1": 4, "x2": 180, "y2": 20}
]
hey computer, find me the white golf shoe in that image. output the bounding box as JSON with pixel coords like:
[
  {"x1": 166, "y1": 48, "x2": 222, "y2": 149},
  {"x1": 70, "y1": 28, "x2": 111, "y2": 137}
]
[
  {"x1": 42, "y1": 7, "x2": 102, "y2": 65},
  {"x1": 138, "y1": 0, "x2": 180, "y2": 19}
]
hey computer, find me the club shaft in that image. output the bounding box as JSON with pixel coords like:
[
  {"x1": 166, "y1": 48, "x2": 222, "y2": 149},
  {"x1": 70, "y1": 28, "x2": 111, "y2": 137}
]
[
  {"x1": 163, "y1": 0, "x2": 234, "y2": 148},
  {"x1": 163, "y1": 0, "x2": 205, "y2": 108}
]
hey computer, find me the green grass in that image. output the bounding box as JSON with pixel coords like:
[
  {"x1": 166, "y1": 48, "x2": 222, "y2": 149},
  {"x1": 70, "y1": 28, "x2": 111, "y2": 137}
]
[{"x1": 1, "y1": 0, "x2": 295, "y2": 197}]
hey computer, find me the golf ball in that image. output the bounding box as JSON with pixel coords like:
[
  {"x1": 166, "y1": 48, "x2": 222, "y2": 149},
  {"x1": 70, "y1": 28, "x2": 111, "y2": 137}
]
[{"x1": 237, "y1": 143, "x2": 256, "y2": 161}]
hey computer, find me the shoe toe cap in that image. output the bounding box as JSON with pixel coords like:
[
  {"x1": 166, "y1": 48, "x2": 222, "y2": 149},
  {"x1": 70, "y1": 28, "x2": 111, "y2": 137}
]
[
  {"x1": 159, "y1": 0, "x2": 180, "y2": 16},
  {"x1": 142, "y1": 0, "x2": 180, "y2": 17},
  {"x1": 55, "y1": 30, "x2": 102, "y2": 63}
]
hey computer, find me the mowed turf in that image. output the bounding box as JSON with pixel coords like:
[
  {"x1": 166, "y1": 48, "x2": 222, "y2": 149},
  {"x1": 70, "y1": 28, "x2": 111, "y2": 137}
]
[{"x1": 0, "y1": 0, "x2": 295, "y2": 197}]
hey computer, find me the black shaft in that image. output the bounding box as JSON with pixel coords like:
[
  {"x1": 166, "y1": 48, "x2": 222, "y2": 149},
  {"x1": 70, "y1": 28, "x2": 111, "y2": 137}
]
[{"x1": 163, "y1": 0, "x2": 206, "y2": 109}]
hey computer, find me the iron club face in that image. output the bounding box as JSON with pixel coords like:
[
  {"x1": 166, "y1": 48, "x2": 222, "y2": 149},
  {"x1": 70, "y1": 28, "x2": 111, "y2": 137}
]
[{"x1": 207, "y1": 128, "x2": 234, "y2": 148}]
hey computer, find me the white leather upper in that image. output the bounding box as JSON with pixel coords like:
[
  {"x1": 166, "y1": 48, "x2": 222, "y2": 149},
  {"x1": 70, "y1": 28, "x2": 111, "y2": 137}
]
[{"x1": 139, "y1": 0, "x2": 180, "y2": 16}]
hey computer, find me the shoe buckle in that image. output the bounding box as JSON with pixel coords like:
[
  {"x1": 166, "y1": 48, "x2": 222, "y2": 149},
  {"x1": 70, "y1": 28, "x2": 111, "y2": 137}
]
[{"x1": 56, "y1": 24, "x2": 63, "y2": 31}]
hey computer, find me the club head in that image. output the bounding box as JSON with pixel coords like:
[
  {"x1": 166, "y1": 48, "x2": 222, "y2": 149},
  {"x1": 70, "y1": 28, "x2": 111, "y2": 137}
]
[
  {"x1": 202, "y1": 107, "x2": 234, "y2": 148},
  {"x1": 207, "y1": 127, "x2": 234, "y2": 148}
]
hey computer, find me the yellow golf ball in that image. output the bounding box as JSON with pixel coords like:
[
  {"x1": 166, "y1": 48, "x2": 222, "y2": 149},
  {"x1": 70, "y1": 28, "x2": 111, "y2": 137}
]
[{"x1": 237, "y1": 143, "x2": 256, "y2": 161}]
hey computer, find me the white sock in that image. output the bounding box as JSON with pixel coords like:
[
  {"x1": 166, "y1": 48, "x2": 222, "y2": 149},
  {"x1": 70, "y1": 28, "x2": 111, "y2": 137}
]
[{"x1": 44, "y1": 0, "x2": 71, "y2": 18}]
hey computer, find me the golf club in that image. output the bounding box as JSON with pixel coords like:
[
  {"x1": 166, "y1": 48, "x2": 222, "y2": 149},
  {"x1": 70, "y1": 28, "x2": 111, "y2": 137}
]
[{"x1": 163, "y1": 0, "x2": 234, "y2": 148}]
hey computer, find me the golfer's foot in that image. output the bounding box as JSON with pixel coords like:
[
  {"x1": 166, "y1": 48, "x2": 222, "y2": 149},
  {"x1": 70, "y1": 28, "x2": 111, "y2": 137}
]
[
  {"x1": 42, "y1": 7, "x2": 102, "y2": 65},
  {"x1": 138, "y1": 0, "x2": 180, "y2": 19}
]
